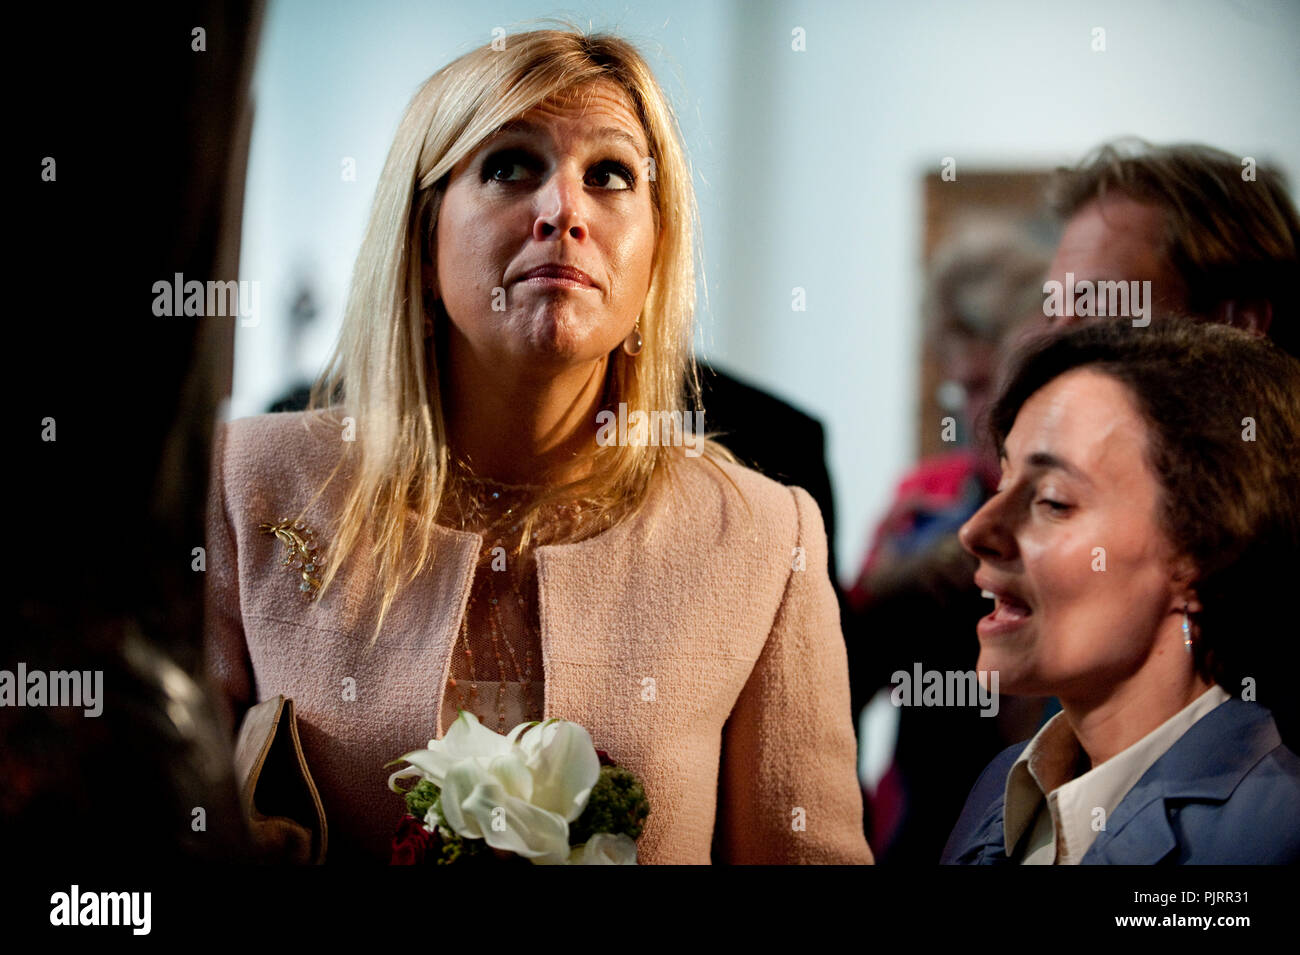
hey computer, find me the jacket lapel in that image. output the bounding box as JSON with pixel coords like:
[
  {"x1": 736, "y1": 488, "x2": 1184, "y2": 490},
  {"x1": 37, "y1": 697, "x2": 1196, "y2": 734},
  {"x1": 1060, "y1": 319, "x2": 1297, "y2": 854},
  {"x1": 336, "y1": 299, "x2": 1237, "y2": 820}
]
[
  {"x1": 1083, "y1": 699, "x2": 1278, "y2": 864},
  {"x1": 1084, "y1": 800, "x2": 1179, "y2": 864},
  {"x1": 420, "y1": 524, "x2": 485, "y2": 738},
  {"x1": 970, "y1": 810, "x2": 1012, "y2": 864},
  {"x1": 531, "y1": 495, "x2": 649, "y2": 736}
]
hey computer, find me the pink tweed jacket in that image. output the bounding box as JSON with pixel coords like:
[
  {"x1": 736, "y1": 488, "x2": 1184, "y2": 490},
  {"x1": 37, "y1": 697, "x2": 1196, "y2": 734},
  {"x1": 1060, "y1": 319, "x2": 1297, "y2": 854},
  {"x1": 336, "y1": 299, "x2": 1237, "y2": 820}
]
[{"x1": 204, "y1": 409, "x2": 872, "y2": 864}]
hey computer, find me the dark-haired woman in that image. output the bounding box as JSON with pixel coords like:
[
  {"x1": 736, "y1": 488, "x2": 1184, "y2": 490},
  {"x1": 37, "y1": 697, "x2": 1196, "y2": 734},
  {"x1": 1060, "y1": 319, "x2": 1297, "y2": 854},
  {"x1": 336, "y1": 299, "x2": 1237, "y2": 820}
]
[{"x1": 943, "y1": 317, "x2": 1300, "y2": 864}]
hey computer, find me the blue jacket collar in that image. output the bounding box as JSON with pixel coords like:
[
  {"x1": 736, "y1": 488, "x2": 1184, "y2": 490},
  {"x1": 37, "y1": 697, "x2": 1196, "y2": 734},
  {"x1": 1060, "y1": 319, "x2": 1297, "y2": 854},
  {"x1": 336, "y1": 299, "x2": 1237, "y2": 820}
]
[
  {"x1": 955, "y1": 698, "x2": 1278, "y2": 864},
  {"x1": 1082, "y1": 698, "x2": 1278, "y2": 863}
]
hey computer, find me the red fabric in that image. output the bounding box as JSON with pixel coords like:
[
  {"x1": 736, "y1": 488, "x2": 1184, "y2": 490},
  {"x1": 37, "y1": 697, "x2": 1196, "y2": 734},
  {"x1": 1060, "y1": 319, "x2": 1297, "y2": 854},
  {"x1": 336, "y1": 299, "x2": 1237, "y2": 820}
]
[
  {"x1": 867, "y1": 760, "x2": 905, "y2": 855},
  {"x1": 849, "y1": 451, "x2": 998, "y2": 612}
]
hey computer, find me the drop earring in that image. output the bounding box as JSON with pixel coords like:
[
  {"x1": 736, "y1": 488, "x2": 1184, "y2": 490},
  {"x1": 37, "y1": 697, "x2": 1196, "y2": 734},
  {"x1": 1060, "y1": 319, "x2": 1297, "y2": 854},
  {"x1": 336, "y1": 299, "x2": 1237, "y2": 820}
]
[
  {"x1": 1182, "y1": 604, "x2": 1193, "y2": 652},
  {"x1": 622, "y1": 320, "x2": 643, "y2": 357}
]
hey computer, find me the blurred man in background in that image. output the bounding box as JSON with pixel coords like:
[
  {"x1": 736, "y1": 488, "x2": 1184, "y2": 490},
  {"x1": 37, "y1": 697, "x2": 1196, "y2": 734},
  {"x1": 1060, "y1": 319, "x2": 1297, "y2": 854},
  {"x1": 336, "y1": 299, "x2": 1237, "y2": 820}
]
[{"x1": 1046, "y1": 138, "x2": 1300, "y2": 356}]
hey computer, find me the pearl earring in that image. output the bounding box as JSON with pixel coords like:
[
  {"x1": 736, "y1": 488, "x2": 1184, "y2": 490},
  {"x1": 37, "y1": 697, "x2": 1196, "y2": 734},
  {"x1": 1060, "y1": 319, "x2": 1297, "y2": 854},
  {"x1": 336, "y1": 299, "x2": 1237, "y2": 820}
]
[{"x1": 622, "y1": 321, "x2": 643, "y2": 357}]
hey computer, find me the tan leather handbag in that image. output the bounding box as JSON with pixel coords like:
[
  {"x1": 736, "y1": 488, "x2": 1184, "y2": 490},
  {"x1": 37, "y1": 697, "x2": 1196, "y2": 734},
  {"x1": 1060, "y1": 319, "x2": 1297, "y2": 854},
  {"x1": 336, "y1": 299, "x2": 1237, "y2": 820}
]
[{"x1": 234, "y1": 695, "x2": 327, "y2": 864}]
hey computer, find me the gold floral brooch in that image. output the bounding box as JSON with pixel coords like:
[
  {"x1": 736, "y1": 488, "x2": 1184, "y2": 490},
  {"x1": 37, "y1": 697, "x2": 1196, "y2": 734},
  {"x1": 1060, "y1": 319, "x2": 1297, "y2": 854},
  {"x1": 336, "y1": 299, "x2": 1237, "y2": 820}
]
[{"x1": 258, "y1": 517, "x2": 324, "y2": 600}]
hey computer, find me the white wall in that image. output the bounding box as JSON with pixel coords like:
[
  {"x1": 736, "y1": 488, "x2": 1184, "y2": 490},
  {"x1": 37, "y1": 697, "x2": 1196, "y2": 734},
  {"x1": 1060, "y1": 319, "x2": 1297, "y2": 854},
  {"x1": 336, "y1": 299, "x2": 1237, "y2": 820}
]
[{"x1": 236, "y1": 0, "x2": 1300, "y2": 583}]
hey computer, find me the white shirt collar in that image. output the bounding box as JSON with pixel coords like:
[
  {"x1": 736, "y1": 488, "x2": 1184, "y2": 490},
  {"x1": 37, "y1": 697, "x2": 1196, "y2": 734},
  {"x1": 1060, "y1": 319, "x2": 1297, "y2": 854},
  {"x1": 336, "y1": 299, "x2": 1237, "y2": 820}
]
[{"x1": 1003, "y1": 684, "x2": 1231, "y2": 863}]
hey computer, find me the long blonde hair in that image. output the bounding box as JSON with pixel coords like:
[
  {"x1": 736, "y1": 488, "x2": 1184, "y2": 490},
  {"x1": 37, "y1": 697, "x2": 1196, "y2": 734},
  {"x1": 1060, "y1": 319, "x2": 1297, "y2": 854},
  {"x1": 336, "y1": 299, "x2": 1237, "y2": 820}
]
[{"x1": 302, "y1": 25, "x2": 733, "y2": 643}]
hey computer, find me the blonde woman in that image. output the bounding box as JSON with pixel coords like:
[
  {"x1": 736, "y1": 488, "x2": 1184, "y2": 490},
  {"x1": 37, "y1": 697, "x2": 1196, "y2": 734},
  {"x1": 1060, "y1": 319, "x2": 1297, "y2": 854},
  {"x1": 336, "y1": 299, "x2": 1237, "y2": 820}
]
[{"x1": 204, "y1": 27, "x2": 871, "y2": 865}]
